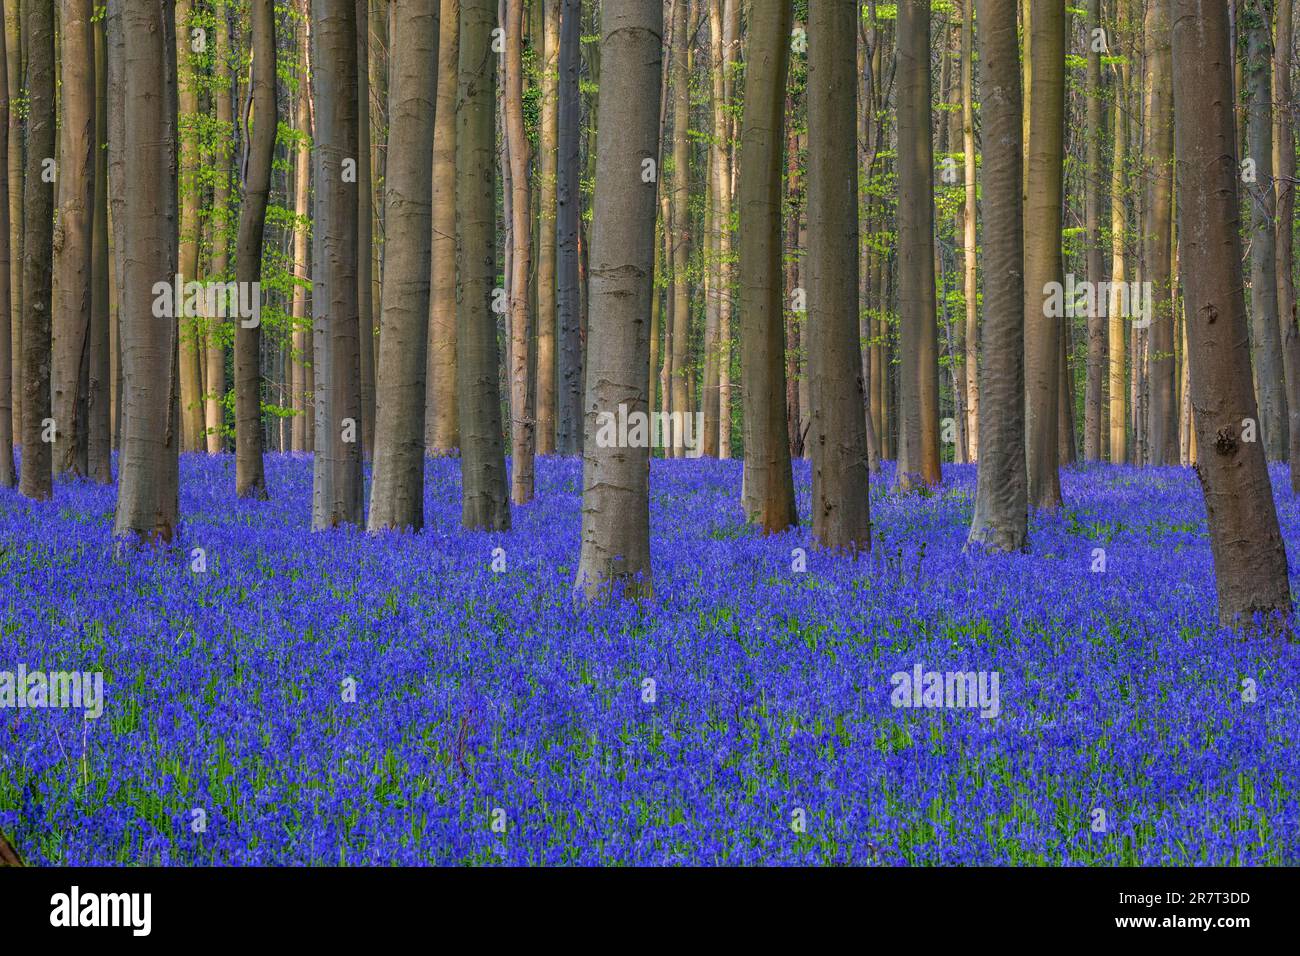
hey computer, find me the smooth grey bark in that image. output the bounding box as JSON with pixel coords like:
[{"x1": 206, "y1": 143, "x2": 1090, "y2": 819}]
[
  {"x1": 311, "y1": 0, "x2": 365, "y2": 530},
  {"x1": 807, "y1": 0, "x2": 870, "y2": 554},
  {"x1": 1172, "y1": 0, "x2": 1291, "y2": 626},
  {"x1": 1144, "y1": 0, "x2": 1177, "y2": 465},
  {"x1": 555, "y1": 0, "x2": 582, "y2": 456},
  {"x1": 4, "y1": 0, "x2": 17, "y2": 451},
  {"x1": 456, "y1": 0, "x2": 510, "y2": 530},
  {"x1": 425, "y1": 0, "x2": 459, "y2": 455},
  {"x1": 0, "y1": 0, "x2": 10, "y2": 489},
  {"x1": 88, "y1": 12, "x2": 112, "y2": 482},
  {"x1": 112, "y1": 0, "x2": 180, "y2": 544},
  {"x1": 738, "y1": 0, "x2": 796, "y2": 532},
  {"x1": 235, "y1": 0, "x2": 277, "y2": 499},
  {"x1": 504, "y1": 0, "x2": 534, "y2": 504},
  {"x1": 290, "y1": 1, "x2": 311, "y2": 453},
  {"x1": 574, "y1": 0, "x2": 662, "y2": 601},
  {"x1": 1245, "y1": 0, "x2": 1288, "y2": 461},
  {"x1": 368, "y1": 0, "x2": 438, "y2": 532},
  {"x1": 355, "y1": 0, "x2": 375, "y2": 461},
  {"x1": 967, "y1": 0, "x2": 1027, "y2": 552},
  {"x1": 52, "y1": 0, "x2": 95, "y2": 479},
  {"x1": 1083, "y1": 0, "x2": 1105, "y2": 461},
  {"x1": 19, "y1": 0, "x2": 54, "y2": 500}
]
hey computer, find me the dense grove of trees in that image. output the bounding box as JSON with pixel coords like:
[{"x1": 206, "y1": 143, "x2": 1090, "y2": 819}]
[{"x1": 0, "y1": 0, "x2": 1294, "y2": 628}]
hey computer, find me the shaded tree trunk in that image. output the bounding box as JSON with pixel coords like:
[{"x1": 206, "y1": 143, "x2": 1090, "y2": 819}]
[
  {"x1": 19, "y1": 0, "x2": 54, "y2": 501},
  {"x1": 1171, "y1": 0, "x2": 1291, "y2": 626},
  {"x1": 4, "y1": 0, "x2": 17, "y2": 453},
  {"x1": 668, "y1": 0, "x2": 690, "y2": 457},
  {"x1": 425, "y1": 0, "x2": 460, "y2": 455},
  {"x1": 1083, "y1": 0, "x2": 1105, "y2": 461},
  {"x1": 504, "y1": 0, "x2": 534, "y2": 504},
  {"x1": 1145, "y1": 0, "x2": 1177, "y2": 465},
  {"x1": 1277, "y1": 0, "x2": 1300, "y2": 489},
  {"x1": 355, "y1": 0, "x2": 376, "y2": 460},
  {"x1": 235, "y1": 0, "x2": 277, "y2": 499},
  {"x1": 555, "y1": 0, "x2": 582, "y2": 456},
  {"x1": 52, "y1": 0, "x2": 95, "y2": 479},
  {"x1": 368, "y1": 0, "x2": 438, "y2": 531},
  {"x1": 738, "y1": 0, "x2": 797, "y2": 532},
  {"x1": 88, "y1": 10, "x2": 112, "y2": 481},
  {"x1": 808, "y1": 0, "x2": 870, "y2": 553},
  {"x1": 968, "y1": 0, "x2": 1026, "y2": 551},
  {"x1": 0, "y1": 0, "x2": 9, "y2": 489},
  {"x1": 457, "y1": 0, "x2": 510, "y2": 530},
  {"x1": 290, "y1": 0, "x2": 312, "y2": 453},
  {"x1": 574, "y1": 0, "x2": 661, "y2": 600},
  {"x1": 311, "y1": 0, "x2": 365, "y2": 529},
  {"x1": 111, "y1": 0, "x2": 180, "y2": 543},
  {"x1": 895, "y1": 0, "x2": 942, "y2": 491}
]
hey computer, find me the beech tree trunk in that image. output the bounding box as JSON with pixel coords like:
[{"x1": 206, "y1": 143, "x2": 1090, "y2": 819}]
[
  {"x1": 1083, "y1": 0, "x2": 1105, "y2": 461},
  {"x1": 368, "y1": 0, "x2": 438, "y2": 531},
  {"x1": 574, "y1": 0, "x2": 662, "y2": 601},
  {"x1": 0, "y1": 0, "x2": 10, "y2": 489},
  {"x1": 895, "y1": 0, "x2": 942, "y2": 491},
  {"x1": 1145, "y1": 0, "x2": 1177, "y2": 466},
  {"x1": 1171, "y1": 0, "x2": 1291, "y2": 626},
  {"x1": 311, "y1": 0, "x2": 365, "y2": 529},
  {"x1": 174, "y1": 0, "x2": 205, "y2": 452},
  {"x1": 967, "y1": 0, "x2": 1027, "y2": 551},
  {"x1": 456, "y1": 0, "x2": 510, "y2": 531},
  {"x1": 19, "y1": 0, "x2": 54, "y2": 501},
  {"x1": 425, "y1": 0, "x2": 459, "y2": 455},
  {"x1": 737, "y1": 0, "x2": 797, "y2": 532},
  {"x1": 88, "y1": 12, "x2": 112, "y2": 481},
  {"x1": 807, "y1": 0, "x2": 870, "y2": 553},
  {"x1": 235, "y1": 0, "x2": 276, "y2": 499},
  {"x1": 554, "y1": 0, "x2": 582, "y2": 456},
  {"x1": 291, "y1": 1, "x2": 312, "y2": 453},
  {"x1": 4, "y1": 0, "x2": 17, "y2": 452},
  {"x1": 111, "y1": 0, "x2": 180, "y2": 543},
  {"x1": 668, "y1": 0, "x2": 690, "y2": 458},
  {"x1": 52, "y1": 0, "x2": 95, "y2": 479},
  {"x1": 504, "y1": 0, "x2": 534, "y2": 504}
]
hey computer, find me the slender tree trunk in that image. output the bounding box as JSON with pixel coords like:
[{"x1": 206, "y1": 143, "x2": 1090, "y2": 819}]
[
  {"x1": 174, "y1": 0, "x2": 204, "y2": 452},
  {"x1": 807, "y1": 0, "x2": 870, "y2": 553},
  {"x1": 1171, "y1": 0, "x2": 1291, "y2": 626},
  {"x1": 52, "y1": 0, "x2": 95, "y2": 479},
  {"x1": 290, "y1": 1, "x2": 312, "y2": 453},
  {"x1": 4, "y1": 0, "x2": 17, "y2": 453},
  {"x1": 895, "y1": 0, "x2": 942, "y2": 491},
  {"x1": 111, "y1": 0, "x2": 180, "y2": 543},
  {"x1": 1083, "y1": 0, "x2": 1105, "y2": 461},
  {"x1": 1145, "y1": 0, "x2": 1177, "y2": 465},
  {"x1": 668, "y1": 0, "x2": 690, "y2": 458},
  {"x1": 457, "y1": 0, "x2": 510, "y2": 530},
  {"x1": 962, "y1": 0, "x2": 979, "y2": 459},
  {"x1": 88, "y1": 10, "x2": 111, "y2": 481},
  {"x1": 355, "y1": 0, "x2": 376, "y2": 460},
  {"x1": 1109, "y1": 0, "x2": 1130, "y2": 463},
  {"x1": 968, "y1": 0, "x2": 1026, "y2": 551},
  {"x1": 738, "y1": 0, "x2": 797, "y2": 532},
  {"x1": 0, "y1": 0, "x2": 9, "y2": 489},
  {"x1": 235, "y1": 0, "x2": 276, "y2": 499},
  {"x1": 1276, "y1": 0, "x2": 1300, "y2": 489},
  {"x1": 504, "y1": 0, "x2": 534, "y2": 504},
  {"x1": 1246, "y1": 0, "x2": 1288, "y2": 460},
  {"x1": 555, "y1": 0, "x2": 582, "y2": 456},
  {"x1": 534, "y1": 0, "x2": 559, "y2": 455},
  {"x1": 574, "y1": 0, "x2": 661, "y2": 600},
  {"x1": 1023, "y1": 0, "x2": 1064, "y2": 509},
  {"x1": 368, "y1": 0, "x2": 437, "y2": 531},
  {"x1": 311, "y1": 0, "x2": 365, "y2": 529},
  {"x1": 425, "y1": 0, "x2": 459, "y2": 455},
  {"x1": 18, "y1": 0, "x2": 54, "y2": 500}
]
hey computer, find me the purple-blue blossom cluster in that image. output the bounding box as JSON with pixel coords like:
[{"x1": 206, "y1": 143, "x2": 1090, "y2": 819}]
[{"x1": 1, "y1": 454, "x2": 1297, "y2": 864}]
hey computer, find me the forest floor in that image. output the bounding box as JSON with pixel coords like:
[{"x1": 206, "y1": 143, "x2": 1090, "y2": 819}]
[{"x1": 1, "y1": 454, "x2": 1297, "y2": 864}]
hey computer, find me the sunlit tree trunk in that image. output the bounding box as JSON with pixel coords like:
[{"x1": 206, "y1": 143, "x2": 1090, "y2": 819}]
[
  {"x1": 290, "y1": 1, "x2": 312, "y2": 454},
  {"x1": 1083, "y1": 0, "x2": 1105, "y2": 461},
  {"x1": 504, "y1": 0, "x2": 534, "y2": 503},
  {"x1": 0, "y1": 0, "x2": 9, "y2": 489}
]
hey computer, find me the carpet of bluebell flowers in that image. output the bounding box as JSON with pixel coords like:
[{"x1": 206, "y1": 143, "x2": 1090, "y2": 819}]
[{"x1": 1, "y1": 453, "x2": 1297, "y2": 864}]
